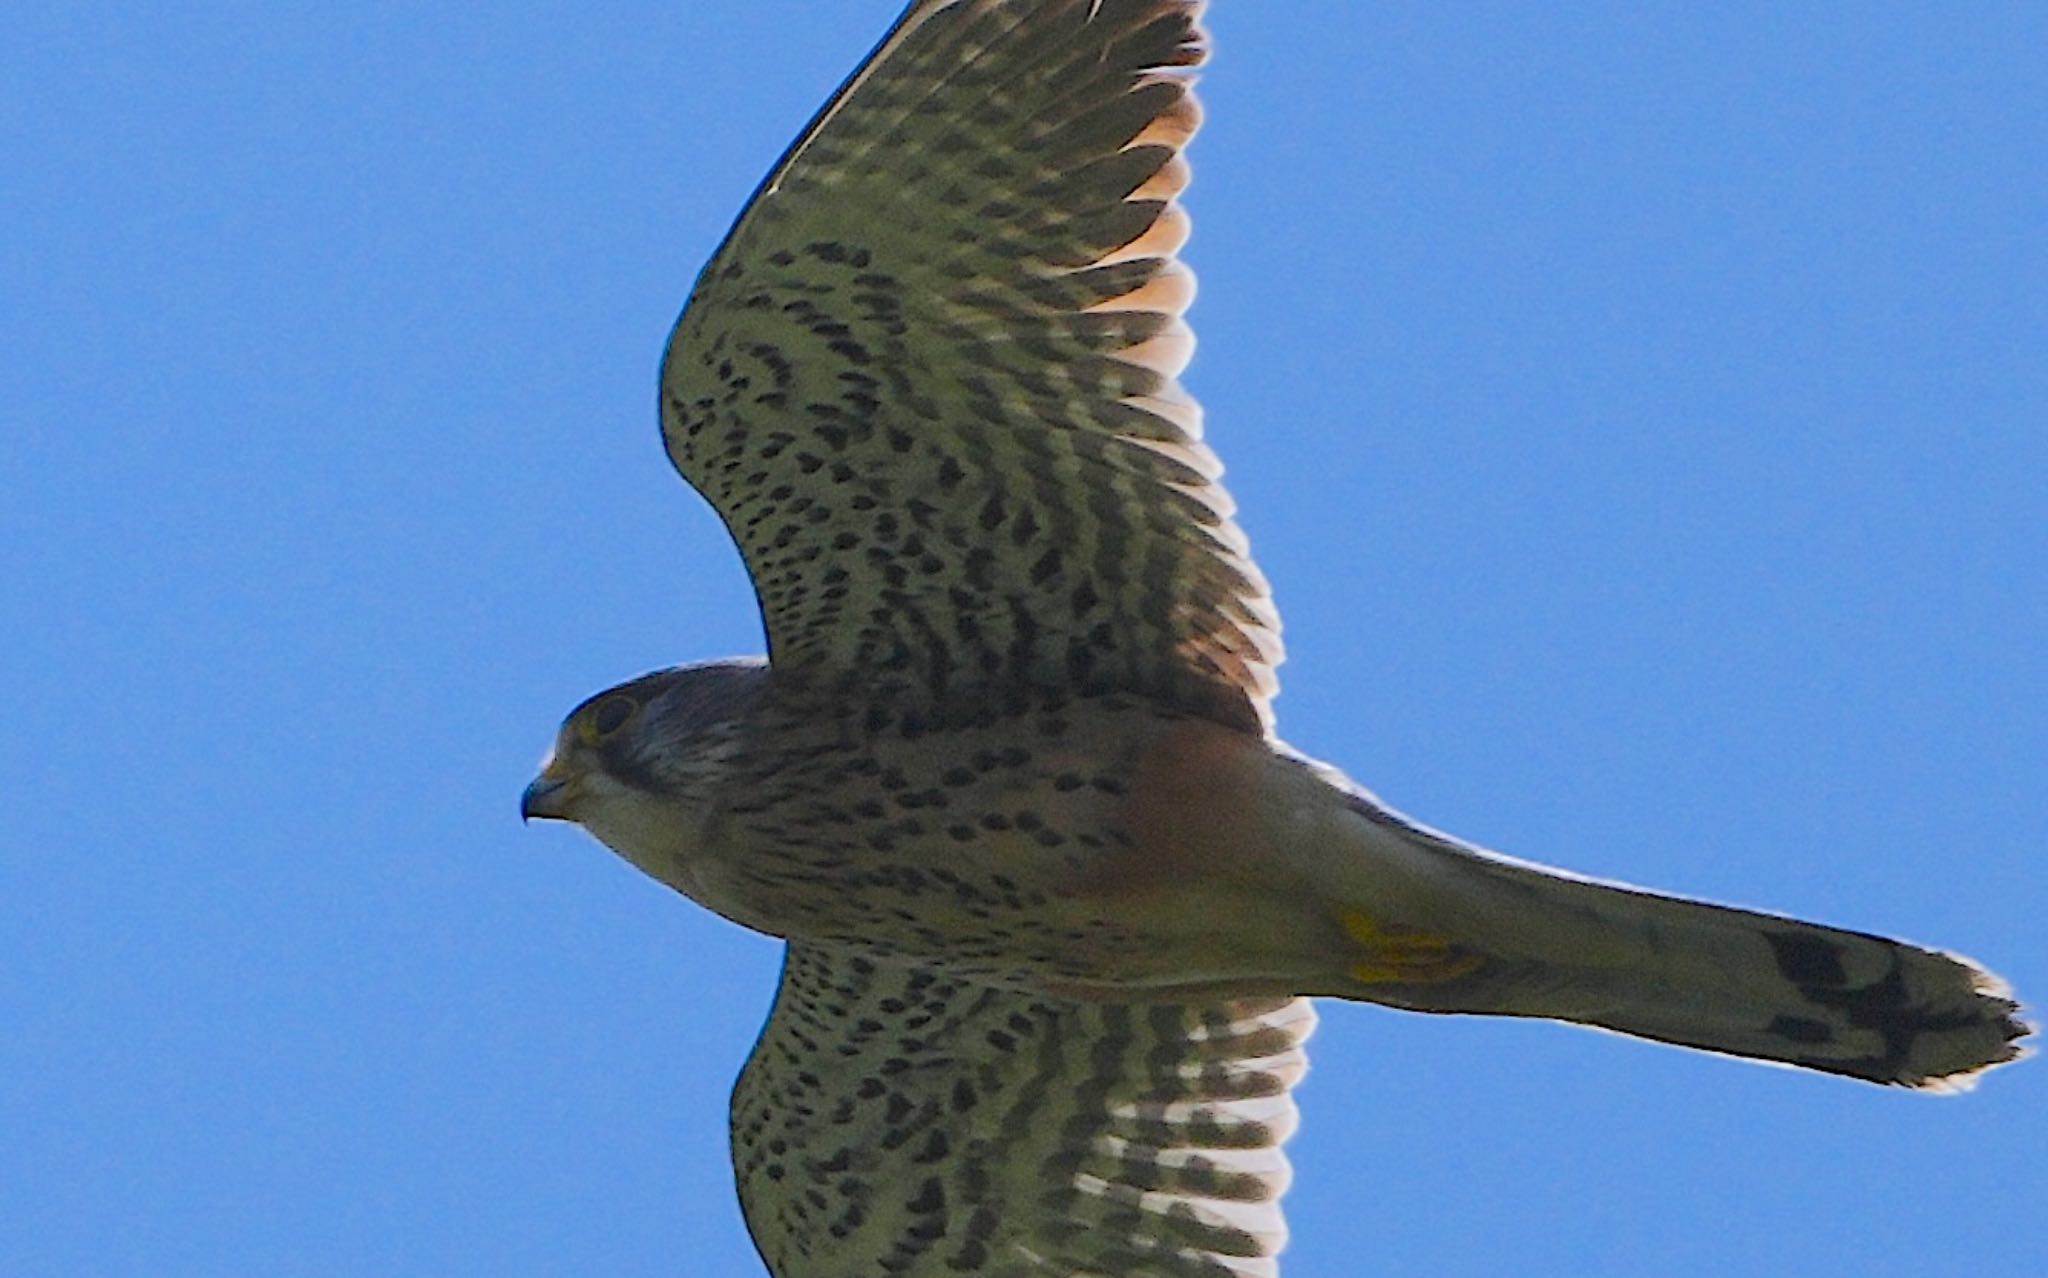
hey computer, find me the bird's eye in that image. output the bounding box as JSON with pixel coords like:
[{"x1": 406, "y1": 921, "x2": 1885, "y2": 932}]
[{"x1": 579, "y1": 695, "x2": 638, "y2": 744}]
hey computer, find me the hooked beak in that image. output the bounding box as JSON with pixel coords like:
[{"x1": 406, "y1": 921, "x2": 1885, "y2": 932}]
[{"x1": 520, "y1": 763, "x2": 577, "y2": 824}]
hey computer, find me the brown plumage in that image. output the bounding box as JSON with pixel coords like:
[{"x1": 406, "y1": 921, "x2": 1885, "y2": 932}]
[{"x1": 524, "y1": 4, "x2": 2029, "y2": 1275}]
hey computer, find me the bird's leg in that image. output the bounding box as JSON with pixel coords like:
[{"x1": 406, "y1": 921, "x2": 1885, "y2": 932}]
[{"x1": 1339, "y1": 910, "x2": 1486, "y2": 986}]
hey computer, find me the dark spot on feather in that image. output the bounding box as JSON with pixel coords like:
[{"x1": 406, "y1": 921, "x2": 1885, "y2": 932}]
[
  {"x1": 1766, "y1": 1015, "x2": 1835, "y2": 1045},
  {"x1": 1767, "y1": 932, "x2": 1849, "y2": 988}
]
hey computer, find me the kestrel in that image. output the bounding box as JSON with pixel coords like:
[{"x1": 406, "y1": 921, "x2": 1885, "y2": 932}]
[{"x1": 521, "y1": 3, "x2": 2029, "y2": 1274}]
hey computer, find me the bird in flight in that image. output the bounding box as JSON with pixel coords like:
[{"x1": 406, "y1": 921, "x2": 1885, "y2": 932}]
[{"x1": 521, "y1": 3, "x2": 2029, "y2": 1274}]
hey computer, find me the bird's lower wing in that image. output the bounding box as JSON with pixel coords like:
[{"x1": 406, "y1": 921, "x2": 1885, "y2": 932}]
[{"x1": 732, "y1": 941, "x2": 1314, "y2": 1277}]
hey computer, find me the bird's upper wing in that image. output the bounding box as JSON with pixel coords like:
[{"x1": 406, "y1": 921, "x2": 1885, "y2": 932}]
[
  {"x1": 733, "y1": 941, "x2": 1314, "y2": 1277},
  {"x1": 660, "y1": 0, "x2": 1279, "y2": 734}
]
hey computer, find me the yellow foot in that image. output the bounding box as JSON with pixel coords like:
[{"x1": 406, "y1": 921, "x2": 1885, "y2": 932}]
[{"x1": 1341, "y1": 910, "x2": 1485, "y2": 985}]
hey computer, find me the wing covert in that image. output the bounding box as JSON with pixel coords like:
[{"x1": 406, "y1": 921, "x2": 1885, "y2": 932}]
[
  {"x1": 732, "y1": 942, "x2": 1314, "y2": 1277},
  {"x1": 660, "y1": 0, "x2": 1280, "y2": 733}
]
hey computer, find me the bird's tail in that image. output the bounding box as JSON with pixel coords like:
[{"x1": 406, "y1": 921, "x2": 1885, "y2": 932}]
[{"x1": 1320, "y1": 789, "x2": 2030, "y2": 1090}]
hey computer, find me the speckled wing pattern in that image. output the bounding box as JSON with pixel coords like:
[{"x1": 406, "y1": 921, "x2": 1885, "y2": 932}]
[
  {"x1": 664, "y1": 3, "x2": 1311, "y2": 1271},
  {"x1": 660, "y1": 0, "x2": 1278, "y2": 736},
  {"x1": 733, "y1": 943, "x2": 1314, "y2": 1277}
]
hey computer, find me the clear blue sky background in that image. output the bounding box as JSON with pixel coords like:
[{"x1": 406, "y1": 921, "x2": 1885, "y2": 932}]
[{"x1": 6, "y1": 3, "x2": 2044, "y2": 1274}]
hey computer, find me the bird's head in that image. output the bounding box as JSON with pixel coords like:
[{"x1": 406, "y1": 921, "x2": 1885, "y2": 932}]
[{"x1": 521, "y1": 659, "x2": 770, "y2": 889}]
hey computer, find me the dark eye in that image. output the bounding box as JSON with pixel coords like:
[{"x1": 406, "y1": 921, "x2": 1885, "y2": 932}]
[{"x1": 589, "y1": 695, "x2": 636, "y2": 739}]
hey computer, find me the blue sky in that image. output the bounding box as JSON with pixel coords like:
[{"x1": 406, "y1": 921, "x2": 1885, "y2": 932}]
[{"x1": 6, "y1": 2, "x2": 2044, "y2": 1274}]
